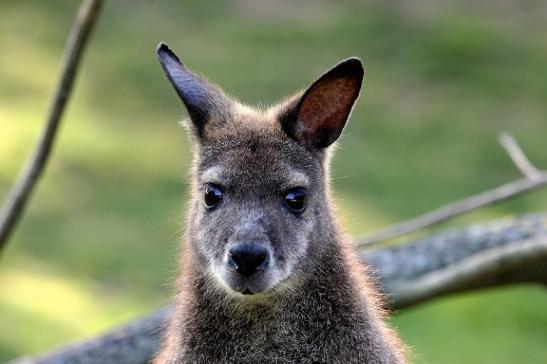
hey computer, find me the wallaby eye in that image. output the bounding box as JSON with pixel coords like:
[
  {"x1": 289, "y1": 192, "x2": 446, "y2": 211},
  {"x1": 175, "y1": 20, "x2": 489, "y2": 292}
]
[
  {"x1": 284, "y1": 188, "x2": 307, "y2": 213},
  {"x1": 204, "y1": 184, "x2": 223, "y2": 209}
]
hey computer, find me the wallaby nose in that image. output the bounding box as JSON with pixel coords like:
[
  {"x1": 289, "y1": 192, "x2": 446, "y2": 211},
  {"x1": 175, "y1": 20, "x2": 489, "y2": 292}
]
[{"x1": 229, "y1": 243, "x2": 269, "y2": 277}]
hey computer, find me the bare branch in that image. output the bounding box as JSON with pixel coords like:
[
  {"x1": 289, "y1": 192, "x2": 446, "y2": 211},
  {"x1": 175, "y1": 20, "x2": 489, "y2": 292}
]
[
  {"x1": 9, "y1": 214, "x2": 547, "y2": 364},
  {"x1": 357, "y1": 176, "x2": 547, "y2": 247},
  {"x1": 10, "y1": 308, "x2": 169, "y2": 364},
  {"x1": 498, "y1": 132, "x2": 542, "y2": 180},
  {"x1": 0, "y1": 0, "x2": 105, "y2": 253},
  {"x1": 363, "y1": 214, "x2": 547, "y2": 308},
  {"x1": 383, "y1": 237, "x2": 547, "y2": 308},
  {"x1": 357, "y1": 136, "x2": 547, "y2": 248}
]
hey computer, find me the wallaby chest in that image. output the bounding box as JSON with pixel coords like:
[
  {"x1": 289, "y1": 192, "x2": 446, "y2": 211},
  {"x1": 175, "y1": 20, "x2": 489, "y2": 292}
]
[{"x1": 175, "y1": 272, "x2": 393, "y2": 363}]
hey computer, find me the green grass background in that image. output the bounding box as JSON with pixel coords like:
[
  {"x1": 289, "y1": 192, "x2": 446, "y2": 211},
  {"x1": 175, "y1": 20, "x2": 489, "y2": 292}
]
[{"x1": 1, "y1": 0, "x2": 546, "y2": 362}]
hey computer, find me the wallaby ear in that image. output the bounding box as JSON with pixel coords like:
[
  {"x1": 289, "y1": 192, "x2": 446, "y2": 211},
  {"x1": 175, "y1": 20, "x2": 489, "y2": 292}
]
[
  {"x1": 156, "y1": 42, "x2": 231, "y2": 138},
  {"x1": 280, "y1": 58, "x2": 364, "y2": 149}
]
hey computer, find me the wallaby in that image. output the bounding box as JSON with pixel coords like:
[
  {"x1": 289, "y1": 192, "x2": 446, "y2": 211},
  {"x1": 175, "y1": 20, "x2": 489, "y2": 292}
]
[{"x1": 154, "y1": 42, "x2": 408, "y2": 364}]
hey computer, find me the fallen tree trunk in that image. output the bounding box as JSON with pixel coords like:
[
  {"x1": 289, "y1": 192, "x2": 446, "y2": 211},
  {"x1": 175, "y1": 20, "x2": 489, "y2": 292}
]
[
  {"x1": 363, "y1": 214, "x2": 547, "y2": 308},
  {"x1": 11, "y1": 214, "x2": 547, "y2": 364}
]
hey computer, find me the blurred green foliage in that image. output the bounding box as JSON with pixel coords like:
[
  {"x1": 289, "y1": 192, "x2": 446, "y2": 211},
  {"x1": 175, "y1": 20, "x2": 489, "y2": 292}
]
[{"x1": 1, "y1": 0, "x2": 546, "y2": 362}]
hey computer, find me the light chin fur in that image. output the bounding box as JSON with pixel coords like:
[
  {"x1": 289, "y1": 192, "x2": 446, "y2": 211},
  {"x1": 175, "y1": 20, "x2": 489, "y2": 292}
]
[{"x1": 207, "y1": 263, "x2": 274, "y2": 296}]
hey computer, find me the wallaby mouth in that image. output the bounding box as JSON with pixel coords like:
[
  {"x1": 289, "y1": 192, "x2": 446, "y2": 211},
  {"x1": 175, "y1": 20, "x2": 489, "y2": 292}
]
[{"x1": 219, "y1": 273, "x2": 274, "y2": 296}]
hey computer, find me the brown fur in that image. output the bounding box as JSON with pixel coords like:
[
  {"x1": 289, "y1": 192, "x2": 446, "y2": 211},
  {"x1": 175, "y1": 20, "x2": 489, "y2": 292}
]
[{"x1": 154, "y1": 43, "x2": 408, "y2": 363}]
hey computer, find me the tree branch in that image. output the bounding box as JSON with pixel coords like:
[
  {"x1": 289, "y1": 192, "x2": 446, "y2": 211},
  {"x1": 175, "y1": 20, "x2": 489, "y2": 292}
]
[
  {"x1": 498, "y1": 132, "x2": 542, "y2": 180},
  {"x1": 357, "y1": 135, "x2": 547, "y2": 248},
  {"x1": 382, "y1": 237, "x2": 546, "y2": 308},
  {"x1": 10, "y1": 213, "x2": 547, "y2": 364},
  {"x1": 0, "y1": 0, "x2": 105, "y2": 254},
  {"x1": 11, "y1": 308, "x2": 169, "y2": 364},
  {"x1": 363, "y1": 214, "x2": 547, "y2": 308}
]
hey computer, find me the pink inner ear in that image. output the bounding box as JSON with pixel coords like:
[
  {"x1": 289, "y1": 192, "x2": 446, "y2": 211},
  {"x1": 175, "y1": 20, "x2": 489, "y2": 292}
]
[{"x1": 298, "y1": 77, "x2": 360, "y2": 142}]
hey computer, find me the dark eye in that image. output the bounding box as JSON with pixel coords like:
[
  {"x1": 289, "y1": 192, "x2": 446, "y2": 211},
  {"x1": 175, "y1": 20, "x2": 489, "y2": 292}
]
[
  {"x1": 284, "y1": 188, "x2": 307, "y2": 213},
  {"x1": 204, "y1": 184, "x2": 223, "y2": 209}
]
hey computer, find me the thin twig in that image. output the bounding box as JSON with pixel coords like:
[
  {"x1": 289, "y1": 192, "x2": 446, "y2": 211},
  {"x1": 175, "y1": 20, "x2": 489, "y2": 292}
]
[
  {"x1": 357, "y1": 135, "x2": 547, "y2": 248},
  {"x1": 498, "y1": 132, "x2": 542, "y2": 180},
  {"x1": 0, "y1": 0, "x2": 105, "y2": 253}
]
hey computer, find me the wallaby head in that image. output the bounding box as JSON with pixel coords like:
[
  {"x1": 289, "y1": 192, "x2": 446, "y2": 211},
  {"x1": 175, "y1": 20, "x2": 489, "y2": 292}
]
[
  {"x1": 157, "y1": 42, "x2": 363, "y2": 297},
  {"x1": 156, "y1": 43, "x2": 407, "y2": 363}
]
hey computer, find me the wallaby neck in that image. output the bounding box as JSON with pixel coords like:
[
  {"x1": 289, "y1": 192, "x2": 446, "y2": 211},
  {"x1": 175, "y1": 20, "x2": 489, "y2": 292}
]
[{"x1": 165, "y1": 237, "x2": 403, "y2": 363}]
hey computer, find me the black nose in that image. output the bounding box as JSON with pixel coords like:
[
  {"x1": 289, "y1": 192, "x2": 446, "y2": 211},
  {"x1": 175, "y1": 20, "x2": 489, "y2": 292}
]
[{"x1": 229, "y1": 243, "x2": 268, "y2": 277}]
